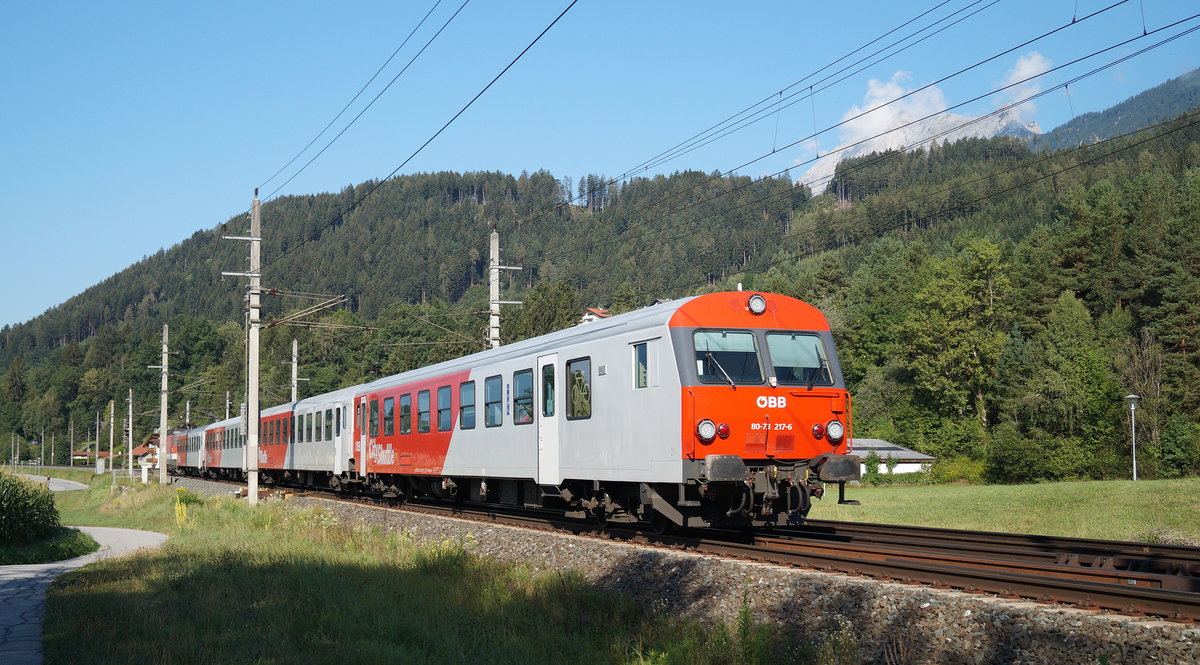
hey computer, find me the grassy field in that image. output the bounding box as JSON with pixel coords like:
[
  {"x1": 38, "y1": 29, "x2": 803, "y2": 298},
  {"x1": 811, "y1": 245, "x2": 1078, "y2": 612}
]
[
  {"x1": 0, "y1": 526, "x2": 98, "y2": 565},
  {"x1": 43, "y1": 478, "x2": 851, "y2": 665},
  {"x1": 809, "y1": 477, "x2": 1200, "y2": 542},
  {"x1": 31, "y1": 471, "x2": 1200, "y2": 664}
]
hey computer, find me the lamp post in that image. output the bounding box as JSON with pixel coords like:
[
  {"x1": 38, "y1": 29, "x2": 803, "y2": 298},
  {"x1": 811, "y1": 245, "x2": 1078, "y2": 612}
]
[{"x1": 1124, "y1": 394, "x2": 1141, "y2": 481}]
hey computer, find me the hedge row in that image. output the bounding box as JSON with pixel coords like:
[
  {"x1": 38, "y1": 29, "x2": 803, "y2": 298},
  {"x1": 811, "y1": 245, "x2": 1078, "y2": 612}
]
[{"x1": 0, "y1": 472, "x2": 60, "y2": 545}]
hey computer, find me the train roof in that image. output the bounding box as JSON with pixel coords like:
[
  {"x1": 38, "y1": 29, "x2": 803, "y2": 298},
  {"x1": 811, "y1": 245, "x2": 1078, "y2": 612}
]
[
  {"x1": 356, "y1": 293, "x2": 699, "y2": 396},
  {"x1": 234, "y1": 291, "x2": 830, "y2": 415}
]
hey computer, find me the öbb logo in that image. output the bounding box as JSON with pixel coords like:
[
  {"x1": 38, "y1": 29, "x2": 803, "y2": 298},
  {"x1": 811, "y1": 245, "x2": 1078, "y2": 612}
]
[{"x1": 756, "y1": 396, "x2": 787, "y2": 408}]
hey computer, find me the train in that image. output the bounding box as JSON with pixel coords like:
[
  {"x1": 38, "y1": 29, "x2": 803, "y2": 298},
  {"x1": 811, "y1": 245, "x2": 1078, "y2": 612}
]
[{"x1": 168, "y1": 291, "x2": 861, "y2": 529}]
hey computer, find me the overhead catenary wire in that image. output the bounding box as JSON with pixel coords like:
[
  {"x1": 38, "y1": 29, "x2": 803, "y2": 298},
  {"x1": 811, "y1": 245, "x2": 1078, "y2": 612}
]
[
  {"x1": 262, "y1": 0, "x2": 473, "y2": 202},
  {"x1": 662, "y1": 110, "x2": 1200, "y2": 295},
  {"x1": 260, "y1": 0, "x2": 579, "y2": 274},
  {"x1": 537, "y1": 8, "x2": 1199, "y2": 272},
  {"x1": 499, "y1": 0, "x2": 1005, "y2": 236},
  {"x1": 257, "y1": 0, "x2": 448, "y2": 193}
]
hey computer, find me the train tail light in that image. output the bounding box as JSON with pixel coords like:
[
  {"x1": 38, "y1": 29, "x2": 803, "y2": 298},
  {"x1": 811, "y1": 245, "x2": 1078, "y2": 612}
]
[
  {"x1": 717, "y1": 422, "x2": 730, "y2": 439},
  {"x1": 811, "y1": 422, "x2": 825, "y2": 439}
]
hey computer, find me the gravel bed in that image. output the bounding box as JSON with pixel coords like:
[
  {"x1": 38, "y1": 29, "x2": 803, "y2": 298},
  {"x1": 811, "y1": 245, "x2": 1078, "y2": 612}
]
[{"x1": 176, "y1": 478, "x2": 1199, "y2": 664}]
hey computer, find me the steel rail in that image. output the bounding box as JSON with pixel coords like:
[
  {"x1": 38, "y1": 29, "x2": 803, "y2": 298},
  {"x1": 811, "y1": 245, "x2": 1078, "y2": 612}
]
[{"x1": 192, "y1": 477, "x2": 1200, "y2": 622}]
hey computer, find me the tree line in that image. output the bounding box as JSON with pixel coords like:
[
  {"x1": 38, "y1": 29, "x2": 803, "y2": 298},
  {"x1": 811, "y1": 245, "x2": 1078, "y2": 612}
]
[{"x1": 2, "y1": 103, "x2": 1198, "y2": 480}]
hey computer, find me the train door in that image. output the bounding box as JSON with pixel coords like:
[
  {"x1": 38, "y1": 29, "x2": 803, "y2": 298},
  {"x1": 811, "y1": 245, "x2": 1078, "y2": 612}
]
[
  {"x1": 334, "y1": 403, "x2": 346, "y2": 476},
  {"x1": 536, "y1": 353, "x2": 560, "y2": 485},
  {"x1": 356, "y1": 396, "x2": 368, "y2": 476}
]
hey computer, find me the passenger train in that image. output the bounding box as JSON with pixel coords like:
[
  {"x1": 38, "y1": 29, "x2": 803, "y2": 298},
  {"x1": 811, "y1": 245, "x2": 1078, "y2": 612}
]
[{"x1": 169, "y1": 291, "x2": 860, "y2": 528}]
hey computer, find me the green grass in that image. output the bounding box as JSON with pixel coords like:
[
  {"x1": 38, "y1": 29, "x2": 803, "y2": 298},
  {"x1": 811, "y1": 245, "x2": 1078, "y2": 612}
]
[
  {"x1": 809, "y1": 477, "x2": 1200, "y2": 542},
  {"x1": 0, "y1": 526, "x2": 99, "y2": 565},
  {"x1": 44, "y1": 477, "x2": 849, "y2": 665}
]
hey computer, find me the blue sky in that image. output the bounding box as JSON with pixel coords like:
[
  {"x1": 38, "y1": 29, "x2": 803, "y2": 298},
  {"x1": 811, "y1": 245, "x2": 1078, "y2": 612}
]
[{"x1": 1, "y1": 0, "x2": 1196, "y2": 328}]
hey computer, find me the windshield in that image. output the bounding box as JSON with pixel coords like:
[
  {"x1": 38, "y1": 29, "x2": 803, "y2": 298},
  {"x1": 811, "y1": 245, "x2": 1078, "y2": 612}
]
[
  {"x1": 767, "y1": 332, "x2": 831, "y2": 386},
  {"x1": 693, "y1": 330, "x2": 762, "y2": 384}
]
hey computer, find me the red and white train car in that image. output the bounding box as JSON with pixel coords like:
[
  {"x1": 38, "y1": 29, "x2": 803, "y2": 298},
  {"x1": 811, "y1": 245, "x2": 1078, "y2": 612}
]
[{"x1": 174, "y1": 291, "x2": 860, "y2": 528}]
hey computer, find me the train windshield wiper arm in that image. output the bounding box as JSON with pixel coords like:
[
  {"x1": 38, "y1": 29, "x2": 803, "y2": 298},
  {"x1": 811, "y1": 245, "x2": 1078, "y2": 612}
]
[
  {"x1": 807, "y1": 355, "x2": 827, "y2": 391},
  {"x1": 706, "y1": 352, "x2": 736, "y2": 390}
]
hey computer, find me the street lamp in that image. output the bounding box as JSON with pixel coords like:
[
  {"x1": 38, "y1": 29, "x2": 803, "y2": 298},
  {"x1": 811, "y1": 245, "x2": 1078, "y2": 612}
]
[{"x1": 1124, "y1": 394, "x2": 1141, "y2": 481}]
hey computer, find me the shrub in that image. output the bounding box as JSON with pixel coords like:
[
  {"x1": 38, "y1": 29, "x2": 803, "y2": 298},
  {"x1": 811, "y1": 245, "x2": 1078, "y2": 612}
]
[
  {"x1": 863, "y1": 451, "x2": 882, "y2": 485},
  {"x1": 0, "y1": 472, "x2": 61, "y2": 545},
  {"x1": 929, "y1": 456, "x2": 986, "y2": 484}
]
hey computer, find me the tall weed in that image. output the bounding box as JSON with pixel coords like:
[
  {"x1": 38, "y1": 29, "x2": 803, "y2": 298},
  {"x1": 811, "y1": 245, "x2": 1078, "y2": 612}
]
[{"x1": 0, "y1": 471, "x2": 60, "y2": 544}]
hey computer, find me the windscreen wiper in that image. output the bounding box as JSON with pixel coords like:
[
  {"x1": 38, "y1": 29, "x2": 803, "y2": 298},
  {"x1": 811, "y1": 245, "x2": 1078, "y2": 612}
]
[
  {"x1": 706, "y1": 352, "x2": 737, "y2": 390},
  {"x1": 807, "y1": 355, "x2": 827, "y2": 391}
]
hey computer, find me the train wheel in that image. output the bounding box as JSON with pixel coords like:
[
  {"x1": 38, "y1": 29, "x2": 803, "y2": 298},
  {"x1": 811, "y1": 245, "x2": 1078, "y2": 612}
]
[{"x1": 649, "y1": 512, "x2": 675, "y2": 535}]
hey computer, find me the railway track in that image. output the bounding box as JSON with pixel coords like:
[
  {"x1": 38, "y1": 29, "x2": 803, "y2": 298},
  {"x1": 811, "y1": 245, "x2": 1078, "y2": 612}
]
[{"x1": 196, "y1": 477, "x2": 1200, "y2": 623}]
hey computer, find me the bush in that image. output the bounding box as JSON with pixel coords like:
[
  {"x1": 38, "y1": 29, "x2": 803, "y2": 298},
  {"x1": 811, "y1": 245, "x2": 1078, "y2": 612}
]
[
  {"x1": 929, "y1": 457, "x2": 986, "y2": 484},
  {"x1": 0, "y1": 472, "x2": 61, "y2": 545}
]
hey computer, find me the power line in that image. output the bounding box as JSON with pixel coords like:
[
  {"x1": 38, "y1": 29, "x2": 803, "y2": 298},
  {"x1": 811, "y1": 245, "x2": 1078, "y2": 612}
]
[
  {"x1": 500, "y1": 0, "x2": 1004, "y2": 235},
  {"x1": 666, "y1": 110, "x2": 1200, "y2": 294},
  {"x1": 538, "y1": 8, "x2": 1198, "y2": 272},
  {"x1": 262, "y1": 0, "x2": 472, "y2": 202},
  {"x1": 258, "y1": 0, "x2": 448, "y2": 193},
  {"x1": 261, "y1": 0, "x2": 579, "y2": 273}
]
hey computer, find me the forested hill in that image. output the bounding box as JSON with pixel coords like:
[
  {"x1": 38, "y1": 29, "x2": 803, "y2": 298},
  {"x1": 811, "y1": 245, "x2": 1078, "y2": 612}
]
[
  {"x1": 0, "y1": 169, "x2": 803, "y2": 361},
  {"x1": 2, "y1": 90, "x2": 1199, "y2": 484},
  {"x1": 1034, "y1": 67, "x2": 1200, "y2": 152}
]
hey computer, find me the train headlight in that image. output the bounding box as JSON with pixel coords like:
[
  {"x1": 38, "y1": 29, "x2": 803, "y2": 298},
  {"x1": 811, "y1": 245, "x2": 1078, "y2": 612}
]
[
  {"x1": 826, "y1": 420, "x2": 845, "y2": 443},
  {"x1": 697, "y1": 419, "x2": 717, "y2": 443},
  {"x1": 717, "y1": 422, "x2": 731, "y2": 439},
  {"x1": 747, "y1": 294, "x2": 767, "y2": 315}
]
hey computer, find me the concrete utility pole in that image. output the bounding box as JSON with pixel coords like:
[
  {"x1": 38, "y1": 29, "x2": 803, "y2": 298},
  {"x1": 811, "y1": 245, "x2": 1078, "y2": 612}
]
[
  {"x1": 69, "y1": 417, "x2": 74, "y2": 467},
  {"x1": 127, "y1": 388, "x2": 134, "y2": 480},
  {"x1": 488, "y1": 222, "x2": 522, "y2": 348},
  {"x1": 158, "y1": 324, "x2": 169, "y2": 484},
  {"x1": 95, "y1": 411, "x2": 100, "y2": 467},
  {"x1": 291, "y1": 338, "x2": 298, "y2": 402},
  {"x1": 186, "y1": 400, "x2": 191, "y2": 429},
  {"x1": 108, "y1": 401, "x2": 114, "y2": 478},
  {"x1": 50, "y1": 433, "x2": 54, "y2": 467},
  {"x1": 225, "y1": 392, "x2": 230, "y2": 421},
  {"x1": 224, "y1": 191, "x2": 261, "y2": 506}
]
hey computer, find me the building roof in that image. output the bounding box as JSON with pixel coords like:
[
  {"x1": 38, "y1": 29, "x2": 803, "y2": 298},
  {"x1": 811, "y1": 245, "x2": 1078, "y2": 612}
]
[{"x1": 852, "y1": 438, "x2": 936, "y2": 461}]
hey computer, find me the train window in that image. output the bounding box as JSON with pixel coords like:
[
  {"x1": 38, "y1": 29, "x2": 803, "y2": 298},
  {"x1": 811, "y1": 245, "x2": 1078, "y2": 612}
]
[
  {"x1": 358, "y1": 403, "x2": 365, "y2": 438},
  {"x1": 513, "y1": 370, "x2": 534, "y2": 425},
  {"x1": 383, "y1": 398, "x2": 395, "y2": 436},
  {"x1": 460, "y1": 382, "x2": 476, "y2": 429},
  {"x1": 319, "y1": 411, "x2": 327, "y2": 442},
  {"x1": 766, "y1": 333, "x2": 832, "y2": 386},
  {"x1": 484, "y1": 375, "x2": 502, "y2": 427},
  {"x1": 335, "y1": 408, "x2": 341, "y2": 437},
  {"x1": 437, "y1": 385, "x2": 452, "y2": 432},
  {"x1": 305, "y1": 413, "x2": 312, "y2": 442},
  {"x1": 325, "y1": 409, "x2": 334, "y2": 440},
  {"x1": 369, "y1": 400, "x2": 380, "y2": 437},
  {"x1": 269, "y1": 420, "x2": 276, "y2": 446},
  {"x1": 418, "y1": 390, "x2": 431, "y2": 433},
  {"x1": 694, "y1": 331, "x2": 763, "y2": 385},
  {"x1": 289, "y1": 416, "x2": 295, "y2": 445},
  {"x1": 400, "y1": 394, "x2": 412, "y2": 434},
  {"x1": 633, "y1": 343, "x2": 648, "y2": 389},
  {"x1": 566, "y1": 358, "x2": 592, "y2": 420},
  {"x1": 542, "y1": 365, "x2": 555, "y2": 417}
]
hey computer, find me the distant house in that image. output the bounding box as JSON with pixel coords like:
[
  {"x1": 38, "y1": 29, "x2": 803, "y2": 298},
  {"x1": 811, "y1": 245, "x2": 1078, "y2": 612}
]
[
  {"x1": 852, "y1": 438, "x2": 935, "y2": 474},
  {"x1": 579, "y1": 307, "x2": 611, "y2": 324},
  {"x1": 131, "y1": 442, "x2": 158, "y2": 467}
]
